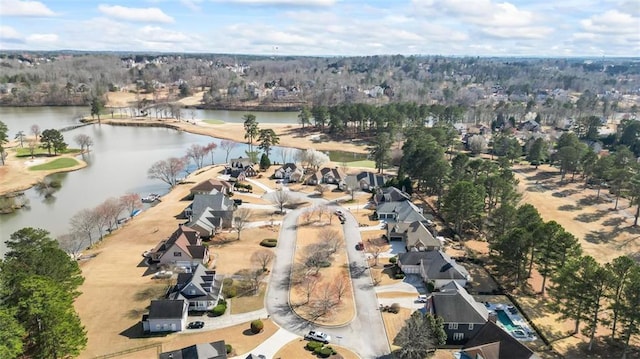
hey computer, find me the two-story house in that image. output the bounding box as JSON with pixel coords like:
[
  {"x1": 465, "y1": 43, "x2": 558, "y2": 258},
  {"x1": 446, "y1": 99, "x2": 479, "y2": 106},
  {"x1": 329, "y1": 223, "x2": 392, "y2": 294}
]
[
  {"x1": 167, "y1": 264, "x2": 223, "y2": 311},
  {"x1": 375, "y1": 200, "x2": 427, "y2": 223},
  {"x1": 149, "y1": 225, "x2": 210, "y2": 270},
  {"x1": 184, "y1": 193, "x2": 236, "y2": 238},
  {"x1": 461, "y1": 321, "x2": 538, "y2": 359},
  {"x1": 305, "y1": 167, "x2": 346, "y2": 187},
  {"x1": 190, "y1": 178, "x2": 233, "y2": 196},
  {"x1": 226, "y1": 157, "x2": 257, "y2": 180},
  {"x1": 397, "y1": 250, "x2": 471, "y2": 288},
  {"x1": 274, "y1": 163, "x2": 303, "y2": 182},
  {"x1": 387, "y1": 220, "x2": 440, "y2": 252},
  {"x1": 425, "y1": 281, "x2": 489, "y2": 345}
]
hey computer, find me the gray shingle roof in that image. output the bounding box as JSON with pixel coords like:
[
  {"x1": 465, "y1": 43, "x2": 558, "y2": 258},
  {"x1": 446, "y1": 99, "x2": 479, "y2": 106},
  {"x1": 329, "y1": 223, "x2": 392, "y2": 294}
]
[
  {"x1": 356, "y1": 171, "x2": 386, "y2": 187},
  {"x1": 389, "y1": 221, "x2": 440, "y2": 249},
  {"x1": 191, "y1": 193, "x2": 235, "y2": 216},
  {"x1": 430, "y1": 281, "x2": 488, "y2": 323},
  {"x1": 168, "y1": 264, "x2": 223, "y2": 302},
  {"x1": 462, "y1": 321, "x2": 536, "y2": 359},
  {"x1": 148, "y1": 299, "x2": 186, "y2": 320},
  {"x1": 376, "y1": 201, "x2": 427, "y2": 223},
  {"x1": 159, "y1": 340, "x2": 227, "y2": 359},
  {"x1": 374, "y1": 186, "x2": 410, "y2": 203}
]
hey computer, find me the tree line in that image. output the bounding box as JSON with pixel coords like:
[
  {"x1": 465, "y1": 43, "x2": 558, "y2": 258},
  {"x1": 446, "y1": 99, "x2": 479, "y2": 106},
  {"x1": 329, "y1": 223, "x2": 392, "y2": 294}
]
[{"x1": 0, "y1": 228, "x2": 87, "y2": 358}]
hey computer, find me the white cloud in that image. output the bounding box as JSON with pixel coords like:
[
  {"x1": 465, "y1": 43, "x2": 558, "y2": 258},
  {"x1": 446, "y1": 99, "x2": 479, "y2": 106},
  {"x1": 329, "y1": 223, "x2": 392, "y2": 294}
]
[
  {"x1": 0, "y1": 25, "x2": 23, "y2": 41},
  {"x1": 212, "y1": 0, "x2": 337, "y2": 6},
  {"x1": 180, "y1": 0, "x2": 203, "y2": 11},
  {"x1": 98, "y1": 4, "x2": 174, "y2": 23},
  {"x1": 581, "y1": 10, "x2": 640, "y2": 35},
  {"x1": 0, "y1": 0, "x2": 55, "y2": 16},
  {"x1": 139, "y1": 26, "x2": 191, "y2": 43},
  {"x1": 26, "y1": 33, "x2": 58, "y2": 43}
]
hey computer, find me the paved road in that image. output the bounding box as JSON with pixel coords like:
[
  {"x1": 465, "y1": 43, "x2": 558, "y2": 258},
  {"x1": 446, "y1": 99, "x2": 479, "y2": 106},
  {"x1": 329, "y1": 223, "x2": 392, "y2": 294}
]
[{"x1": 265, "y1": 194, "x2": 391, "y2": 359}]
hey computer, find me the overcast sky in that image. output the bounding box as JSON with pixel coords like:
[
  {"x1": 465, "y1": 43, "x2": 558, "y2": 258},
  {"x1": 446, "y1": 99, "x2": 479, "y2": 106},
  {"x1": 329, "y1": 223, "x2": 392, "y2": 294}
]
[{"x1": 0, "y1": 0, "x2": 638, "y2": 57}]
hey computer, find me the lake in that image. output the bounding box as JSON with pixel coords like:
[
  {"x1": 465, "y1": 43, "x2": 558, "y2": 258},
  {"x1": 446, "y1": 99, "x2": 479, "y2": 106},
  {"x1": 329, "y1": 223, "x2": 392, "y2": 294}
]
[{"x1": 0, "y1": 106, "x2": 365, "y2": 256}]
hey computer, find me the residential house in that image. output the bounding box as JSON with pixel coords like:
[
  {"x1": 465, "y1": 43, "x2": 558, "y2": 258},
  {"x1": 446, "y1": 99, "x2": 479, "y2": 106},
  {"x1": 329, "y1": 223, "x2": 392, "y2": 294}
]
[
  {"x1": 305, "y1": 167, "x2": 346, "y2": 186},
  {"x1": 159, "y1": 340, "x2": 228, "y2": 359},
  {"x1": 352, "y1": 171, "x2": 386, "y2": 191},
  {"x1": 425, "y1": 281, "x2": 489, "y2": 345},
  {"x1": 167, "y1": 264, "x2": 223, "y2": 311},
  {"x1": 460, "y1": 321, "x2": 538, "y2": 359},
  {"x1": 142, "y1": 299, "x2": 188, "y2": 333},
  {"x1": 387, "y1": 221, "x2": 440, "y2": 251},
  {"x1": 274, "y1": 163, "x2": 303, "y2": 182},
  {"x1": 374, "y1": 187, "x2": 411, "y2": 205},
  {"x1": 226, "y1": 157, "x2": 257, "y2": 180},
  {"x1": 185, "y1": 193, "x2": 236, "y2": 237},
  {"x1": 190, "y1": 179, "x2": 233, "y2": 196},
  {"x1": 375, "y1": 200, "x2": 427, "y2": 223},
  {"x1": 149, "y1": 225, "x2": 210, "y2": 270},
  {"x1": 518, "y1": 120, "x2": 541, "y2": 132},
  {"x1": 397, "y1": 251, "x2": 470, "y2": 288}
]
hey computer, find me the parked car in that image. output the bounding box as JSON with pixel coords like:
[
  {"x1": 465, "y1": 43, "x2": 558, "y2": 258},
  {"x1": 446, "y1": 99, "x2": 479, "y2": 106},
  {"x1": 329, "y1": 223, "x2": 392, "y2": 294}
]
[
  {"x1": 233, "y1": 198, "x2": 243, "y2": 205},
  {"x1": 338, "y1": 214, "x2": 346, "y2": 224},
  {"x1": 417, "y1": 295, "x2": 428, "y2": 303},
  {"x1": 335, "y1": 210, "x2": 344, "y2": 215},
  {"x1": 355, "y1": 242, "x2": 364, "y2": 251},
  {"x1": 187, "y1": 321, "x2": 205, "y2": 329},
  {"x1": 153, "y1": 270, "x2": 173, "y2": 279},
  {"x1": 304, "y1": 330, "x2": 331, "y2": 344}
]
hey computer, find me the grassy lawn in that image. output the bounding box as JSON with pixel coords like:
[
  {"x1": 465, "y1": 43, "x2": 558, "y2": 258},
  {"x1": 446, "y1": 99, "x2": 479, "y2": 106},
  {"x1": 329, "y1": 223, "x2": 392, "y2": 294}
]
[
  {"x1": 229, "y1": 285, "x2": 266, "y2": 314},
  {"x1": 345, "y1": 159, "x2": 376, "y2": 168},
  {"x1": 203, "y1": 119, "x2": 225, "y2": 125},
  {"x1": 16, "y1": 147, "x2": 81, "y2": 157},
  {"x1": 29, "y1": 158, "x2": 79, "y2": 171}
]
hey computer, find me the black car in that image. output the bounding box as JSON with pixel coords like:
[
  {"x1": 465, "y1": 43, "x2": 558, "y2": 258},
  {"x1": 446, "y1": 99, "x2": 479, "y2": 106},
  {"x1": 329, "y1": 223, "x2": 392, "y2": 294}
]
[{"x1": 187, "y1": 321, "x2": 205, "y2": 329}]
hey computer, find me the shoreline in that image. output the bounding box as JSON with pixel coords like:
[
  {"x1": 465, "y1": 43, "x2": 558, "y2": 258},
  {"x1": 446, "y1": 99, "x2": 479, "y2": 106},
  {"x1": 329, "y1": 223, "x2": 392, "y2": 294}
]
[
  {"x1": 0, "y1": 149, "x2": 88, "y2": 197},
  {"x1": 90, "y1": 116, "x2": 370, "y2": 154},
  {"x1": 2, "y1": 114, "x2": 368, "y2": 199}
]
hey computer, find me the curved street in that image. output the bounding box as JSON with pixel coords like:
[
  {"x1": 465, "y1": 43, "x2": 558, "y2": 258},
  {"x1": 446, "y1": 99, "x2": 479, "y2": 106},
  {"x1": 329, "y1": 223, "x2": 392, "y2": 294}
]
[{"x1": 264, "y1": 190, "x2": 390, "y2": 359}]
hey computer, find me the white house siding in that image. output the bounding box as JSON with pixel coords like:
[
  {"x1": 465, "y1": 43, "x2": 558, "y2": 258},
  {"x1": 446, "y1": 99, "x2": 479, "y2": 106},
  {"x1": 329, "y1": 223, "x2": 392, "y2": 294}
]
[
  {"x1": 399, "y1": 264, "x2": 421, "y2": 274},
  {"x1": 148, "y1": 318, "x2": 185, "y2": 333}
]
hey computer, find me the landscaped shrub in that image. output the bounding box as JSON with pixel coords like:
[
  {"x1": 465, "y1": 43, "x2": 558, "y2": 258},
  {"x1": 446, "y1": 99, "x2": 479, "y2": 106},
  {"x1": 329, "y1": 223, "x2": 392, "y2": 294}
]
[
  {"x1": 319, "y1": 261, "x2": 331, "y2": 268},
  {"x1": 426, "y1": 280, "x2": 436, "y2": 292},
  {"x1": 305, "y1": 341, "x2": 323, "y2": 351},
  {"x1": 223, "y1": 278, "x2": 234, "y2": 286},
  {"x1": 314, "y1": 346, "x2": 333, "y2": 358},
  {"x1": 250, "y1": 319, "x2": 264, "y2": 334},
  {"x1": 211, "y1": 302, "x2": 227, "y2": 317},
  {"x1": 389, "y1": 256, "x2": 397, "y2": 264},
  {"x1": 225, "y1": 344, "x2": 232, "y2": 354},
  {"x1": 394, "y1": 273, "x2": 405, "y2": 279},
  {"x1": 222, "y1": 285, "x2": 237, "y2": 298},
  {"x1": 260, "y1": 238, "x2": 277, "y2": 247}
]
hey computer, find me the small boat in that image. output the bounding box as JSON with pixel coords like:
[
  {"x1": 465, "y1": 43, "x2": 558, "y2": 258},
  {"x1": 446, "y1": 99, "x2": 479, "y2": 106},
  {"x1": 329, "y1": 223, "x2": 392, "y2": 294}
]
[
  {"x1": 141, "y1": 194, "x2": 160, "y2": 203},
  {"x1": 131, "y1": 209, "x2": 141, "y2": 217}
]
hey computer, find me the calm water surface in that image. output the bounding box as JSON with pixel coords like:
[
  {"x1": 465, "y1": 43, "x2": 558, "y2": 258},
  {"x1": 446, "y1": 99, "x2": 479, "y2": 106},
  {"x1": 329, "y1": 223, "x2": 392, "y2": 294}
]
[{"x1": 0, "y1": 107, "x2": 299, "y2": 256}]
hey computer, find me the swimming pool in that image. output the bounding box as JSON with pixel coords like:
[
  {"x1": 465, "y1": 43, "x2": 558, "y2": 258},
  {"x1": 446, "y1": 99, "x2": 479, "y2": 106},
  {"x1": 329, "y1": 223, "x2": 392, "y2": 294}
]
[{"x1": 496, "y1": 309, "x2": 518, "y2": 331}]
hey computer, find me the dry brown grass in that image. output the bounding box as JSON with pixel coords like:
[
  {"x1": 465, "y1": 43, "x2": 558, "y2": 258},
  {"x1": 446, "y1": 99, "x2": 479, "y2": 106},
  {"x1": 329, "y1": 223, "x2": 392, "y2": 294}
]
[
  {"x1": 381, "y1": 307, "x2": 413, "y2": 351},
  {"x1": 73, "y1": 165, "x2": 281, "y2": 358},
  {"x1": 230, "y1": 284, "x2": 266, "y2": 314},
  {"x1": 371, "y1": 257, "x2": 403, "y2": 287},
  {"x1": 273, "y1": 338, "x2": 361, "y2": 359},
  {"x1": 289, "y1": 216, "x2": 356, "y2": 326},
  {"x1": 115, "y1": 319, "x2": 277, "y2": 359}
]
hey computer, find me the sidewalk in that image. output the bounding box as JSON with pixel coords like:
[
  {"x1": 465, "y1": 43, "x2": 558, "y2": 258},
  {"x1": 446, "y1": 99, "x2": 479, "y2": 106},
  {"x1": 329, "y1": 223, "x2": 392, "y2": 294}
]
[{"x1": 229, "y1": 328, "x2": 299, "y2": 359}]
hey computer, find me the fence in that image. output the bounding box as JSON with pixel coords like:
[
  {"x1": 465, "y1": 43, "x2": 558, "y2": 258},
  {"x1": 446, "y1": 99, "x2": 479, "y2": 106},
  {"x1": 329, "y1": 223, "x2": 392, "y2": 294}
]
[{"x1": 92, "y1": 343, "x2": 162, "y2": 359}]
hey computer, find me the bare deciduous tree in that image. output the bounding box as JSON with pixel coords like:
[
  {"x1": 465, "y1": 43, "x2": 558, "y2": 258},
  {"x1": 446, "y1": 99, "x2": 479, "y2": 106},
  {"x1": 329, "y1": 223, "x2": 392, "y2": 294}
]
[
  {"x1": 233, "y1": 208, "x2": 253, "y2": 240},
  {"x1": 237, "y1": 267, "x2": 264, "y2": 295},
  {"x1": 220, "y1": 140, "x2": 237, "y2": 163},
  {"x1": 119, "y1": 193, "x2": 142, "y2": 218},
  {"x1": 70, "y1": 208, "x2": 98, "y2": 246},
  {"x1": 344, "y1": 175, "x2": 359, "y2": 201},
  {"x1": 333, "y1": 274, "x2": 349, "y2": 302},
  {"x1": 298, "y1": 274, "x2": 319, "y2": 304},
  {"x1": 366, "y1": 237, "x2": 387, "y2": 266},
  {"x1": 309, "y1": 283, "x2": 337, "y2": 319},
  {"x1": 271, "y1": 189, "x2": 290, "y2": 214},
  {"x1": 301, "y1": 209, "x2": 314, "y2": 224},
  {"x1": 316, "y1": 204, "x2": 329, "y2": 222},
  {"x1": 57, "y1": 232, "x2": 85, "y2": 260},
  {"x1": 315, "y1": 184, "x2": 329, "y2": 197},
  {"x1": 185, "y1": 144, "x2": 207, "y2": 169},
  {"x1": 147, "y1": 157, "x2": 187, "y2": 188},
  {"x1": 251, "y1": 249, "x2": 275, "y2": 272},
  {"x1": 30, "y1": 124, "x2": 41, "y2": 142},
  {"x1": 205, "y1": 142, "x2": 217, "y2": 165},
  {"x1": 27, "y1": 140, "x2": 37, "y2": 159},
  {"x1": 319, "y1": 228, "x2": 342, "y2": 254},
  {"x1": 98, "y1": 197, "x2": 124, "y2": 230},
  {"x1": 304, "y1": 243, "x2": 332, "y2": 275},
  {"x1": 73, "y1": 133, "x2": 94, "y2": 152}
]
